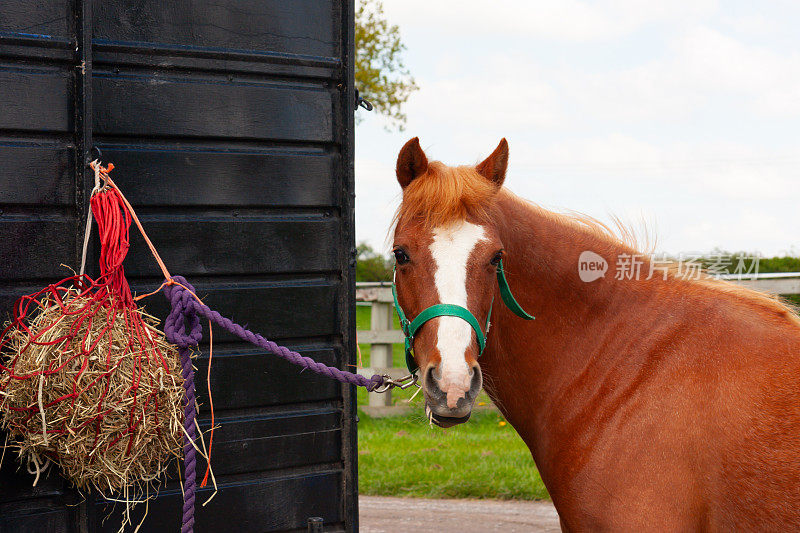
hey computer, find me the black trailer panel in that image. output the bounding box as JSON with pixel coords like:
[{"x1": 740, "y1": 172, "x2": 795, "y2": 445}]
[{"x1": 0, "y1": 1, "x2": 358, "y2": 531}]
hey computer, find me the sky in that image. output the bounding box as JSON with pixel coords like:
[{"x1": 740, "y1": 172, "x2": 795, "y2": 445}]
[{"x1": 353, "y1": 0, "x2": 800, "y2": 258}]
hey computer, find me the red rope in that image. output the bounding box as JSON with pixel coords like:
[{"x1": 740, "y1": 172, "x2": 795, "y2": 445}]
[{"x1": 0, "y1": 169, "x2": 175, "y2": 461}]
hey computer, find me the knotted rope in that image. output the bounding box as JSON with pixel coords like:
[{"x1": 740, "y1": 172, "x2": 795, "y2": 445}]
[
  {"x1": 90, "y1": 163, "x2": 385, "y2": 532},
  {"x1": 162, "y1": 278, "x2": 202, "y2": 533},
  {"x1": 161, "y1": 277, "x2": 383, "y2": 533}
]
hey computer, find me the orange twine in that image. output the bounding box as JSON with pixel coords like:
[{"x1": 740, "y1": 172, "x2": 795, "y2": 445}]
[{"x1": 91, "y1": 161, "x2": 216, "y2": 488}]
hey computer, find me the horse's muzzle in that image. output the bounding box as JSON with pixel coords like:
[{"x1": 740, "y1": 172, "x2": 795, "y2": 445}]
[{"x1": 422, "y1": 363, "x2": 482, "y2": 426}]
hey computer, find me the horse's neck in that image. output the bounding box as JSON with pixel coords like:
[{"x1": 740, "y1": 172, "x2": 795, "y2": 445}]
[
  {"x1": 482, "y1": 192, "x2": 652, "y2": 478},
  {"x1": 479, "y1": 192, "x2": 800, "y2": 526}
]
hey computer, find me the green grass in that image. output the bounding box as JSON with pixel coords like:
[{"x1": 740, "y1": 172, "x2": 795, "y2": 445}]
[
  {"x1": 358, "y1": 410, "x2": 548, "y2": 500},
  {"x1": 356, "y1": 305, "x2": 547, "y2": 500}
]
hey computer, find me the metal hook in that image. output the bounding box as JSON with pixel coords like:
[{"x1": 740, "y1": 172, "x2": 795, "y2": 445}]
[
  {"x1": 89, "y1": 146, "x2": 102, "y2": 163},
  {"x1": 354, "y1": 89, "x2": 374, "y2": 112},
  {"x1": 358, "y1": 98, "x2": 374, "y2": 112},
  {"x1": 372, "y1": 372, "x2": 418, "y2": 394}
]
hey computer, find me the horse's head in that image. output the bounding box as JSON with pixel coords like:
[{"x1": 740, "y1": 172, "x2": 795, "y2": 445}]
[{"x1": 391, "y1": 137, "x2": 509, "y2": 428}]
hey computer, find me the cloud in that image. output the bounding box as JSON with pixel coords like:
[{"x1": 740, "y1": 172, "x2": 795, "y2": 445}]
[
  {"x1": 511, "y1": 134, "x2": 798, "y2": 200},
  {"x1": 354, "y1": 3, "x2": 800, "y2": 257},
  {"x1": 676, "y1": 208, "x2": 799, "y2": 256},
  {"x1": 383, "y1": 0, "x2": 719, "y2": 43},
  {"x1": 355, "y1": 156, "x2": 400, "y2": 252},
  {"x1": 559, "y1": 25, "x2": 800, "y2": 120},
  {"x1": 404, "y1": 58, "x2": 562, "y2": 131},
  {"x1": 506, "y1": 134, "x2": 800, "y2": 254},
  {"x1": 403, "y1": 24, "x2": 800, "y2": 134}
]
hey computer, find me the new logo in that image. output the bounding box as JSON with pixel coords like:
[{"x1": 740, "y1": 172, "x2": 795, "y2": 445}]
[{"x1": 578, "y1": 251, "x2": 608, "y2": 282}]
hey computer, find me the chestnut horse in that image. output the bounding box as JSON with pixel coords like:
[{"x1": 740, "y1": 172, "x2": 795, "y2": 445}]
[{"x1": 390, "y1": 137, "x2": 800, "y2": 531}]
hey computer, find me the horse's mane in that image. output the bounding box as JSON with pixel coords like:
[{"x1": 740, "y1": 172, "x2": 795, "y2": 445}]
[
  {"x1": 537, "y1": 196, "x2": 800, "y2": 321},
  {"x1": 539, "y1": 199, "x2": 800, "y2": 323}
]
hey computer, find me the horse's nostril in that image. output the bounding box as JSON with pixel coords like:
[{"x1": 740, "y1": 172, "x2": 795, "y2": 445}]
[
  {"x1": 470, "y1": 367, "x2": 482, "y2": 390},
  {"x1": 425, "y1": 366, "x2": 440, "y2": 388}
]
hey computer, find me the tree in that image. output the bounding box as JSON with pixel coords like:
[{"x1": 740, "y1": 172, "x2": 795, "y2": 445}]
[
  {"x1": 355, "y1": 0, "x2": 418, "y2": 130},
  {"x1": 356, "y1": 242, "x2": 393, "y2": 282}
]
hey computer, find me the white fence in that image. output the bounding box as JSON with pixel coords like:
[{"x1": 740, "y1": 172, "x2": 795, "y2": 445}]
[
  {"x1": 355, "y1": 282, "x2": 406, "y2": 409},
  {"x1": 356, "y1": 273, "x2": 800, "y2": 410}
]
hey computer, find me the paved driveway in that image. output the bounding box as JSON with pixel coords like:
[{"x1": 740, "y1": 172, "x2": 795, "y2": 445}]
[{"x1": 360, "y1": 496, "x2": 560, "y2": 532}]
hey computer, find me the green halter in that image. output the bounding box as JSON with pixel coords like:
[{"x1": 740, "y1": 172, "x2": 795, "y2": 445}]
[{"x1": 392, "y1": 258, "x2": 534, "y2": 373}]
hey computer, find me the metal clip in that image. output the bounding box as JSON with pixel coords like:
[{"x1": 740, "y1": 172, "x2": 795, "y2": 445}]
[
  {"x1": 354, "y1": 88, "x2": 374, "y2": 112},
  {"x1": 372, "y1": 372, "x2": 418, "y2": 394}
]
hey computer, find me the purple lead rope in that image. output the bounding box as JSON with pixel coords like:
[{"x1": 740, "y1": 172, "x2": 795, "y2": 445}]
[{"x1": 162, "y1": 276, "x2": 384, "y2": 533}]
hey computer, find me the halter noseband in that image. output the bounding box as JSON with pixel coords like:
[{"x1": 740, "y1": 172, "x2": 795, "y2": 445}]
[{"x1": 392, "y1": 258, "x2": 534, "y2": 373}]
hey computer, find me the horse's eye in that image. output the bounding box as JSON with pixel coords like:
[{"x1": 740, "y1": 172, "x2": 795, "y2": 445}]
[
  {"x1": 394, "y1": 248, "x2": 410, "y2": 265},
  {"x1": 490, "y1": 251, "x2": 503, "y2": 266}
]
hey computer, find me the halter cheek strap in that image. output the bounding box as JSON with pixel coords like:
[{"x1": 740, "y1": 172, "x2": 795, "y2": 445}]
[
  {"x1": 392, "y1": 258, "x2": 534, "y2": 373},
  {"x1": 496, "y1": 259, "x2": 535, "y2": 320}
]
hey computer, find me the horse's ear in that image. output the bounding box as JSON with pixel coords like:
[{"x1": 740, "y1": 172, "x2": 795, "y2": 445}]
[
  {"x1": 476, "y1": 138, "x2": 509, "y2": 187},
  {"x1": 396, "y1": 137, "x2": 428, "y2": 189}
]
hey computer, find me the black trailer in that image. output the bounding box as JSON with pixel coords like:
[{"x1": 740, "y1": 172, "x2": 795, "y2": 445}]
[{"x1": 0, "y1": 1, "x2": 359, "y2": 531}]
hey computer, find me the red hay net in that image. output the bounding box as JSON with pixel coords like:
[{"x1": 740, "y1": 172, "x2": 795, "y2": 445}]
[{"x1": 0, "y1": 175, "x2": 183, "y2": 493}]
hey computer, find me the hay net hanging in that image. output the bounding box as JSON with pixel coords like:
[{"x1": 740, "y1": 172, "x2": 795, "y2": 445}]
[{"x1": 0, "y1": 166, "x2": 184, "y2": 496}]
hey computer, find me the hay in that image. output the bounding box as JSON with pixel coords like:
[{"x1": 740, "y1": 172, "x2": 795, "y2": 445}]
[{"x1": 0, "y1": 286, "x2": 184, "y2": 496}]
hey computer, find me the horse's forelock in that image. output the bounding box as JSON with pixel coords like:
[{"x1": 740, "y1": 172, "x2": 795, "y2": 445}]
[{"x1": 393, "y1": 161, "x2": 500, "y2": 233}]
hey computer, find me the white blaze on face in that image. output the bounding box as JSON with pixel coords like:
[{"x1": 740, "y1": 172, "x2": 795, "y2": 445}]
[{"x1": 430, "y1": 221, "x2": 486, "y2": 408}]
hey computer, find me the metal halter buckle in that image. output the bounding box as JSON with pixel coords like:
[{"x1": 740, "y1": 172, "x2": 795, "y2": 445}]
[{"x1": 372, "y1": 372, "x2": 419, "y2": 394}]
